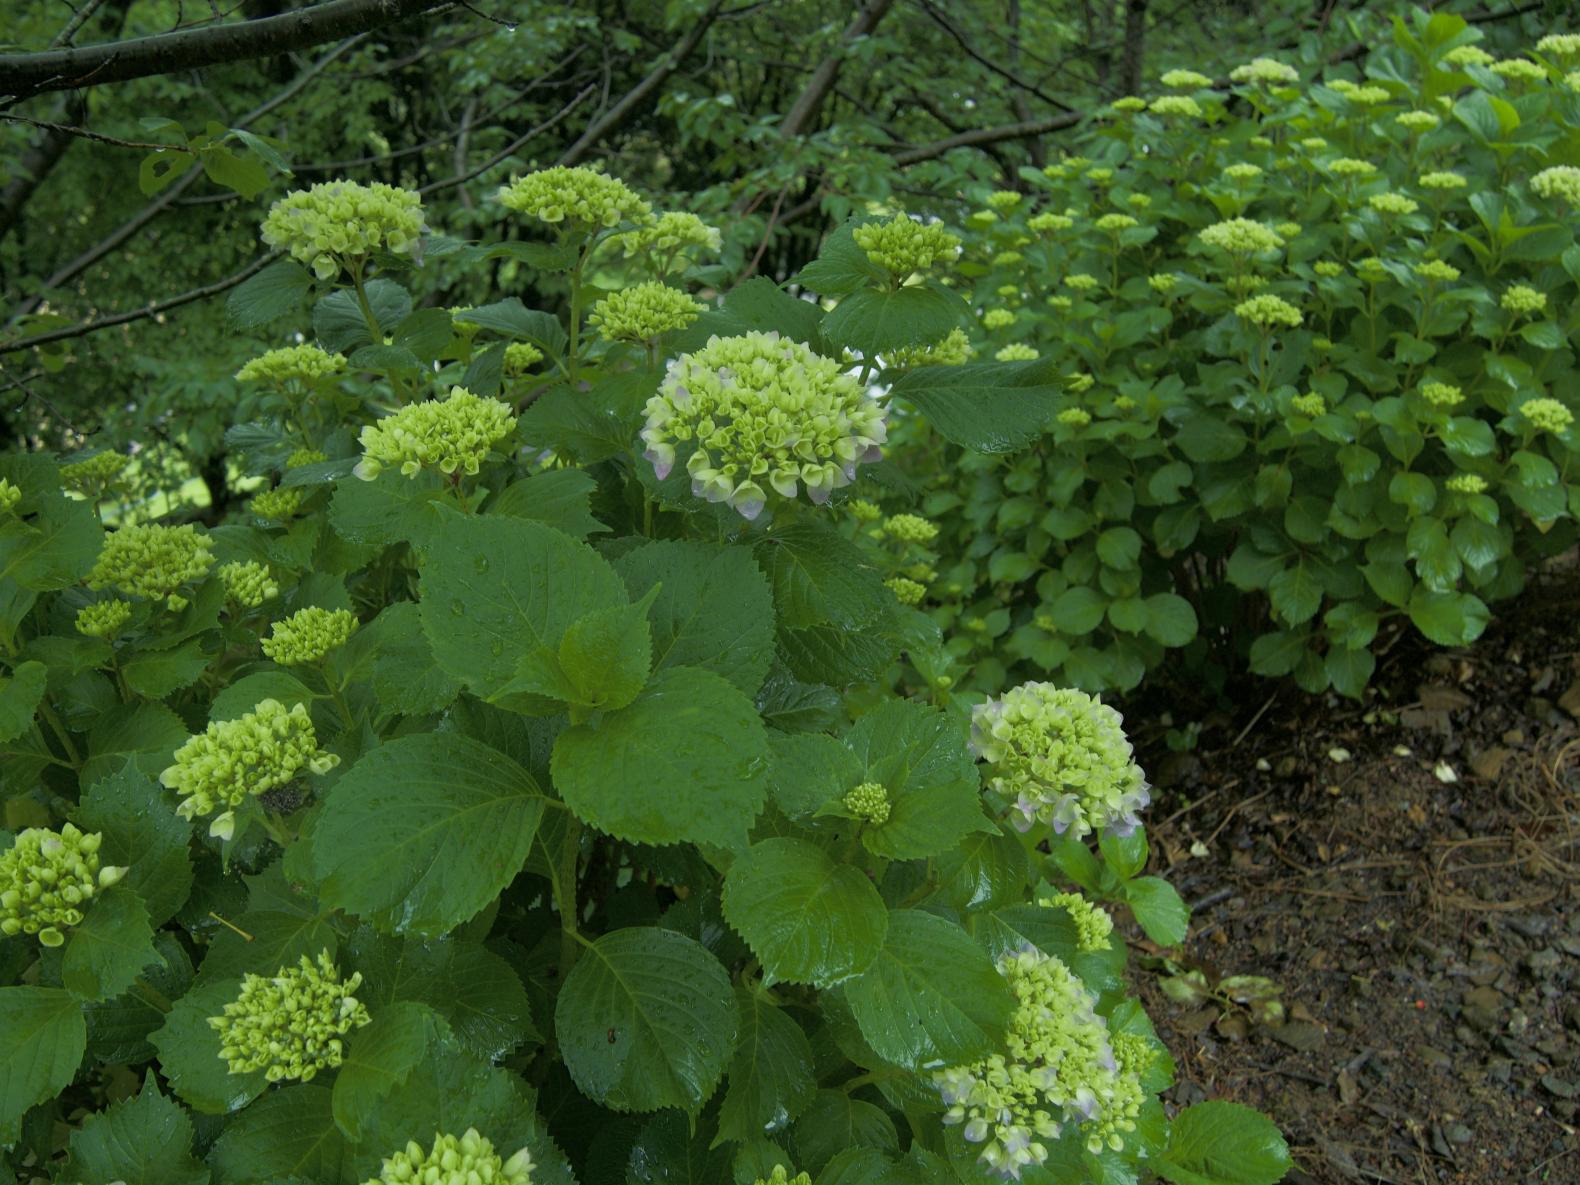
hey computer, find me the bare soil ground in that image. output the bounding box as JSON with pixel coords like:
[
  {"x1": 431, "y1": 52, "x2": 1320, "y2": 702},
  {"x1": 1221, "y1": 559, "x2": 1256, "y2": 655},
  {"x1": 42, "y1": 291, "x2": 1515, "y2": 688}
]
[{"x1": 1124, "y1": 575, "x2": 1580, "y2": 1185}]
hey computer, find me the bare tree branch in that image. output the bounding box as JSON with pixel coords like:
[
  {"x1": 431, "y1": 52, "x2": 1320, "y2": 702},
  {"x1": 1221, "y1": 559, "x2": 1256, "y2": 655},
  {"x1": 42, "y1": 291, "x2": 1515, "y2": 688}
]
[
  {"x1": 776, "y1": 0, "x2": 895, "y2": 139},
  {"x1": 891, "y1": 110, "x2": 1083, "y2": 166},
  {"x1": 0, "y1": 0, "x2": 450, "y2": 101}
]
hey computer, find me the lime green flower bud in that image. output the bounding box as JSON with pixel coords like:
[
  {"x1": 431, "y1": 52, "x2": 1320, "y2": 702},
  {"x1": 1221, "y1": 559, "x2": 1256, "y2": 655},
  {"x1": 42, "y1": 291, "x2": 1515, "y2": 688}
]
[
  {"x1": 1538, "y1": 33, "x2": 1580, "y2": 58},
  {"x1": 262, "y1": 606, "x2": 358, "y2": 666},
  {"x1": 1369, "y1": 192, "x2": 1419, "y2": 216},
  {"x1": 1094, "y1": 213, "x2": 1139, "y2": 232},
  {"x1": 1221, "y1": 163, "x2": 1263, "y2": 183},
  {"x1": 887, "y1": 327, "x2": 974, "y2": 368},
  {"x1": 75, "y1": 599, "x2": 132, "y2": 639},
  {"x1": 986, "y1": 190, "x2": 1024, "y2": 211},
  {"x1": 1491, "y1": 58, "x2": 1545, "y2": 81},
  {"x1": 1532, "y1": 166, "x2": 1580, "y2": 205},
  {"x1": 218, "y1": 561, "x2": 279, "y2": 610},
  {"x1": 0, "y1": 478, "x2": 19, "y2": 516},
  {"x1": 1446, "y1": 473, "x2": 1488, "y2": 494},
  {"x1": 1290, "y1": 392, "x2": 1326, "y2": 417},
  {"x1": 982, "y1": 309, "x2": 1017, "y2": 330},
  {"x1": 972, "y1": 682, "x2": 1149, "y2": 838},
  {"x1": 354, "y1": 386, "x2": 517, "y2": 481},
  {"x1": 1064, "y1": 274, "x2": 1100, "y2": 292},
  {"x1": 1329, "y1": 158, "x2": 1376, "y2": 178},
  {"x1": 60, "y1": 451, "x2": 128, "y2": 496},
  {"x1": 1234, "y1": 294, "x2": 1302, "y2": 328},
  {"x1": 1110, "y1": 96, "x2": 1146, "y2": 113},
  {"x1": 1396, "y1": 110, "x2": 1440, "y2": 132},
  {"x1": 1520, "y1": 397, "x2": 1574, "y2": 433},
  {"x1": 843, "y1": 780, "x2": 892, "y2": 823},
  {"x1": 209, "y1": 951, "x2": 370, "y2": 1082},
  {"x1": 640, "y1": 332, "x2": 885, "y2": 520},
  {"x1": 753, "y1": 1168, "x2": 810, "y2": 1185},
  {"x1": 1230, "y1": 57, "x2": 1298, "y2": 85},
  {"x1": 503, "y1": 342, "x2": 544, "y2": 376},
  {"x1": 1127, "y1": 194, "x2": 1152, "y2": 210},
  {"x1": 236, "y1": 345, "x2": 346, "y2": 385},
  {"x1": 1419, "y1": 171, "x2": 1467, "y2": 190},
  {"x1": 365, "y1": 1128, "x2": 534, "y2": 1185},
  {"x1": 1275, "y1": 222, "x2": 1302, "y2": 239},
  {"x1": 883, "y1": 514, "x2": 938, "y2": 544},
  {"x1": 1501, "y1": 284, "x2": 1546, "y2": 316},
  {"x1": 0, "y1": 823, "x2": 126, "y2": 946},
  {"x1": 589, "y1": 282, "x2": 704, "y2": 343},
  {"x1": 1300, "y1": 136, "x2": 1328, "y2": 150},
  {"x1": 935, "y1": 945, "x2": 1133, "y2": 1177},
  {"x1": 1353, "y1": 256, "x2": 1390, "y2": 282},
  {"x1": 613, "y1": 210, "x2": 722, "y2": 261},
  {"x1": 498, "y1": 165, "x2": 650, "y2": 229},
  {"x1": 992, "y1": 251, "x2": 1024, "y2": 267},
  {"x1": 1041, "y1": 891, "x2": 1114, "y2": 951},
  {"x1": 1197, "y1": 218, "x2": 1283, "y2": 255},
  {"x1": 1084, "y1": 167, "x2": 1113, "y2": 184},
  {"x1": 1313, "y1": 261, "x2": 1344, "y2": 277},
  {"x1": 87, "y1": 522, "x2": 214, "y2": 608},
  {"x1": 160, "y1": 699, "x2": 339, "y2": 838},
  {"x1": 1147, "y1": 273, "x2": 1178, "y2": 294},
  {"x1": 852, "y1": 215, "x2": 961, "y2": 274},
  {"x1": 251, "y1": 486, "x2": 304, "y2": 522},
  {"x1": 1160, "y1": 68, "x2": 1212, "y2": 88},
  {"x1": 261, "y1": 181, "x2": 425, "y2": 281},
  {"x1": 1066, "y1": 373, "x2": 1095, "y2": 393},
  {"x1": 1028, "y1": 212, "x2": 1074, "y2": 233},
  {"x1": 1046, "y1": 295, "x2": 1073, "y2": 312},
  {"x1": 1057, "y1": 408, "x2": 1092, "y2": 427},
  {"x1": 287, "y1": 447, "x2": 329, "y2": 469},
  {"x1": 1343, "y1": 84, "x2": 1392, "y2": 104},
  {"x1": 885, "y1": 576, "x2": 927, "y2": 606},
  {"x1": 1419, "y1": 382, "x2": 1464, "y2": 407},
  {"x1": 1413, "y1": 259, "x2": 1459, "y2": 282},
  {"x1": 1148, "y1": 95, "x2": 1202, "y2": 117},
  {"x1": 848, "y1": 499, "x2": 882, "y2": 522},
  {"x1": 1443, "y1": 45, "x2": 1493, "y2": 67},
  {"x1": 996, "y1": 344, "x2": 1039, "y2": 362}
]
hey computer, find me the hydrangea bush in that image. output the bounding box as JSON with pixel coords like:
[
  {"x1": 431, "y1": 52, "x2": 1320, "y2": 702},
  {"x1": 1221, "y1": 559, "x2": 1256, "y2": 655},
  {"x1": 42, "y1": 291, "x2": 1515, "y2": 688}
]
[
  {"x1": 861, "y1": 11, "x2": 1580, "y2": 698},
  {"x1": 0, "y1": 157, "x2": 1289, "y2": 1185}
]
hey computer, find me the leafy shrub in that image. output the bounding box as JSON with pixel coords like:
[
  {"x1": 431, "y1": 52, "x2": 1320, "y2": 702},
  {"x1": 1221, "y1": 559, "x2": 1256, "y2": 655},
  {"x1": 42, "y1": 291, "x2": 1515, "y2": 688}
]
[
  {"x1": 0, "y1": 166, "x2": 1289, "y2": 1185},
  {"x1": 861, "y1": 9, "x2": 1580, "y2": 698}
]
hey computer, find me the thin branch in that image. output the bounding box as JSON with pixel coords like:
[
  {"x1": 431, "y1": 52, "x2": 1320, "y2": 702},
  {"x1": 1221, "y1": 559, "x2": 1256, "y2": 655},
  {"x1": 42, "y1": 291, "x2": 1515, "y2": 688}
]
[
  {"x1": 891, "y1": 109, "x2": 1083, "y2": 166},
  {"x1": 49, "y1": 0, "x2": 111, "y2": 48},
  {"x1": 0, "y1": 111, "x2": 194, "y2": 151},
  {"x1": 423, "y1": 82, "x2": 596, "y2": 193}
]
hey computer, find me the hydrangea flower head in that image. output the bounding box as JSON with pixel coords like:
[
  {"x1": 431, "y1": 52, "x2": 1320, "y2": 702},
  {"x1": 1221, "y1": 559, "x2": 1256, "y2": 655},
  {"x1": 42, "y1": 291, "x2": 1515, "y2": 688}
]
[
  {"x1": 0, "y1": 479, "x2": 19, "y2": 515},
  {"x1": 1064, "y1": 273, "x2": 1100, "y2": 292},
  {"x1": 497, "y1": 166, "x2": 650, "y2": 229},
  {"x1": 1160, "y1": 68, "x2": 1212, "y2": 88},
  {"x1": 262, "y1": 606, "x2": 359, "y2": 666},
  {"x1": 1501, "y1": 285, "x2": 1546, "y2": 316},
  {"x1": 885, "y1": 576, "x2": 926, "y2": 605},
  {"x1": 1443, "y1": 45, "x2": 1493, "y2": 67},
  {"x1": 996, "y1": 344, "x2": 1039, "y2": 362},
  {"x1": 639, "y1": 332, "x2": 885, "y2": 519},
  {"x1": 218, "y1": 561, "x2": 279, "y2": 609},
  {"x1": 1396, "y1": 110, "x2": 1440, "y2": 131},
  {"x1": 1230, "y1": 57, "x2": 1299, "y2": 85},
  {"x1": 0, "y1": 824, "x2": 126, "y2": 946},
  {"x1": 1041, "y1": 891, "x2": 1115, "y2": 951},
  {"x1": 753, "y1": 1168, "x2": 810, "y2": 1185},
  {"x1": 1148, "y1": 273, "x2": 1178, "y2": 293},
  {"x1": 1197, "y1": 218, "x2": 1284, "y2": 255},
  {"x1": 1290, "y1": 392, "x2": 1326, "y2": 417},
  {"x1": 1413, "y1": 259, "x2": 1459, "y2": 282},
  {"x1": 1532, "y1": 166, "x2": 1580, "y2": 204},
  {"x1": 887, "y1": 327, "x2": 974, "y2": 368},
  {"x1": 848, "y1": 498, "x2": 882, "y2": 522},
  {"x1": 1222, "y1": 163, "x2": 1263, "y2": 183},
  {"x1": 76, "y1": 599, "x2": 132, "y2": 639},
  {"x1": 1419, "y1": 382, "x2": 1464, "y2": 407},
  {"x1": 1235, "y1": 294, "x2": 1302, "y2": 328},
  {"x1": 1446, "y1": 473, "x2": 1488, "y2": 494},
  {"x1": 209, "y1": 951, "x2": 370, "y2": 1082},
  {"x1": 236, "y1": 345, "x2": 346, "y2": 385},
  {"x1": 589, "y1": 282, "x2": 704, "y2": 342},
  {"x1": 843, "y1": 781, "x2": 891, "y2": 824},
  {"x1": 1057, "y1": 408, "x2": 1092, "y2": 427},
  {"x1": 883, "y1": 514, "x2": 939, "y2": 544},
  {"x1": 1148, "y1": 95, "x2": 1203, "y2": 117},
  {"x1": 612, "y1": 210, "x2": 721, "y2": 263},
  {"x1": 261, "y1": 181, "x2": 425, "y2": 280},
  {"x1": 982, "y1": 309, "x2": 1017, "y2": 330},
  {"x1": 1111, "y1": 96, "x2": 1147, "y2": 113},
  {"x1": 971, "y1": 682, "x2": 1150, "y2": 838},
  {"x1": 1329, "y1": 158, "x2": 1377, "y2": 177},
  {"x1": 87, "y1": 522, "x2": 214, "y2": 608},
  {"x1": 1490, "y1": 58, "x2": 1546, "y2": 82},
  {"x1": 288, "y1": 447, "x2": 329, "y2": 469},
  {"x1": 986, "y1": 190, "x2": 1024, "y2": 211},
  {"x1": 160, "y1": 699, "x2": 339, "y2": 839},
  {"x1": 852, "y1": 215, "x2": 961, "y2": 274},
  {"x1": 251, "y1": 486, "x2": 304, "y2": 521},
  {"x1": 935, "y1": 945, "x2": 1134, "y2": 1178},
  {"x1": 1369, "y1": 192, "x2": 1419, "y2": 216},
  {"x1": 354, "y1": 387, "x2": 516, "y2": 481},
  {"x1": 1028, "y1": 212, "x2": 1074, "y2": 233},
  {"x1": 1419, "y1": 170, "x2": 1467, "y2": 190},
  {"x1": 365, "y1": 1129, "x2": 534, "y2": 1185},
  {"x1": 1521, "y1": 397, "x2": 1574, "y2": 433},
  {"x1": 1538, "y1": 32, "x2": 1580, "y2": 57},
  {"x1": 1095, "y1": 212, "x2": 1139, "y2": 231},
  {"x1": 60, "y1": 451, "x2": 128, "y2": 496},
  {"x1": 503, "y1": 342, "x2": 545, "y2": 376}
]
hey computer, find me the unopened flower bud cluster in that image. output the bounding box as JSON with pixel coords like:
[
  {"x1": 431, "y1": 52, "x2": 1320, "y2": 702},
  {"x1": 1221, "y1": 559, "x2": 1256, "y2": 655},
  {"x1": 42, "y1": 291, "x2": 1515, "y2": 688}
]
[
  {"x1": 1198, "y1": 219, "x2": 1284, "y2": 255},
  {"x1": 262, "y1": 606, "x2": 359, "y2": 666},
  {"x1": 1, "y1": 824, "x2": 126, "y2": 946},
  {"x1": 842, "y1": 781, "x2": 891, "y2": 824},
  {"x1": 1041, "y1": 891, "x2": 1114, "y2": 951},
  {"x1": 498, "y1": 165, "x2": 650, "y2": 228},
  {"x1": 886, "y1": 327, "x2": 974, "y2": 368},
  {"x1": 0, "y1": 479, "x2": 19, "y2": 515},
  {"x1": 208, "y1": 951, "x2": 370, "y2": 1082},
  {"x1": 503, "y1": 342, "x2": 544, "y2": 376},
  {"x1": 61, "y1": 451, "x2": 128, "y2": 495},
  {"x1": 354, "y1": 387, "x2": 517, "y2": 480},
  {"x1": 365, "y1": 1128, "x2": 535, "y2": 1185},
  {"x1": 261, "y1": 181, "x2": 425, "y2": 280},
  {"x1": 590, "y1": 282, "x2": 704, "y2": 342},
  {"x1": 251, "y1": 486, "x2": 304, "y2": 521},
  {"x1": 76, "y1": 599, "x2": 133, "y2": 638},
  {"x1": 852, "y1": 215, "x2": 961, "y2": 274},
  {"x1": 753, "y1": 1168, "x2": 810, "y2": 1185},
  {"x1": 236, "y1": 345, "x2": 346, "y2": 385},
  {"x1": 87, "y1": 522, "x2": 215, "y2": 608},
  {"x1": 218, "y1": 560, "x2": 279, "y2": 609},
  {"x1": 1235, "y1": 294, "x2": 1302, "y2": 328}
]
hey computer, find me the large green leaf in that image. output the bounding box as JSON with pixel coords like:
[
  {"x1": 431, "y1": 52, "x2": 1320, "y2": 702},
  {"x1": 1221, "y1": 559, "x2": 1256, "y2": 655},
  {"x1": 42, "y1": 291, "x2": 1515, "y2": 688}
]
[
  {"x1": 888, "y1": 360, "x2": 1059, "y2": 453},
  {"x1": 64, "y1": 1074, "x2": 209, "y2": 1185},
  {"x1": 753, "y1": 522, "x2": 891, "y2": 631},
  {"x1": 721, "y1": 837, "x2": 888, "y2": 986},
  {"x1": 491, "y1": 469, "x2": 608, "y2": 538},
  {"x1": 76, "y1": 761, "x2": 194, "y2": 926},
  {"x1": 150, "y1": 979, "x2": 268, "y2": 1114},
  {"x1": 330, "y1": 1002, "x2": 439, "y2": 1140},
  {"x1": 1123, "y1": 876, "x2": 1190, "y2": 946},
  {"x1": 62, "y1": 886, "x2": 158, "y2": 1001},
  {"x1": 0, "y1": 659, "x2": 46, "y2": 744},
  {"x1": 207, "y1": 1085, "x2": 350, "y2": 1185},
  {"x1": 843, "y1": 910, "x2": 1013, "y2": 1068},
  {"x1": 555, "y1": 927, "x2": 736, "y2": 1112},
  {"x1": 552, "y1": 666, "x2": 768, "y2": 849},
  {"x1": 820, "y1": 282, "x2": 965, "y2": 353},
  {"x1": 716, "y1": 985, "x2": 818, "y2": 1143},
  {"x1": 0, "y1": 986, "x2": 86, "y2": 1143},
  {"x1": 1158, "y1": 1101, "x2": 1292, "y2": 1185},
  {"x1": 313, "y1": 733, "x2": 545, "y2": 935},
  {"x1": 0, "y1": 456, "x2": 102, "y2": 591},
  {"x1": 81, "y1": 702, "x2": 190, "y2": 789}
]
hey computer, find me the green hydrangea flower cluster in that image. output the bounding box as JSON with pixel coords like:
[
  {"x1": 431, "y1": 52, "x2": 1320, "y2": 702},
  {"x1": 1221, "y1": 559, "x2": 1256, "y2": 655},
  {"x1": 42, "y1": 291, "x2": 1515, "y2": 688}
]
[
  {"x1": 262, "y1": 606, "x2": 359, "y2": 666},
  {"x1": 75, "y1": 599, "x2": 132, "y2": 639},
  {"x1": 251, "y1": 486, "x2": 304, "y2": 521},
  {"x1": 218, "y1": 561, "x2": 278, "y2": 609},
  {"x1": 1111, "y1": 96, "x2": 1147, "y2": 113},
  {"x1": 842, "y1": 781, "x2": 891, "y2": 824},
  {"x1": 986, "y1": 190, "x2": 1023, "y2": 211},
  {"x1": 1221, "y1": 163, "x2": 1263, "y2": 183},
  {"x1": 982, "y1": 309, "x2": 1017, "y2": 330},
  {"x1": 1312, "y1": 261, "x2": 1344, "y2": 277},
  {"x1": 1041, "y1": 891, "x2": 1114, "y2": 951},
  {"x1": 1413, "y1": 259, "x2": 1460, "y2": 282},
  {"x1": 1328, "y1": 158, "x2": 1377, "y2": 178},
  {"x1": 589, "y1": 282, "x2": 705, "y2": 342},
  {"x1": 1147, "y1": 273, "x2": 1178, "y2": 293},
  {"x1": 852, "y1": 215, "x2": 961, "y2": 274},
  {"x1": 236, "y1": 345, "x2": 346, "y2": 385},
  {"x1": 160, "y1": 699, "x2": 339, "y2": 839},
  {"x1": 0, "y1": 824, "x2": 126, "y2": 946},
  {"x1": 848, "y1": 499, "x2": 882, "y2": 522},
  {"x1": 1230, "y1": 57, "x2": 1298, "y2": 84},
  {"x1": 1446, "y1": 473, "x2": 1488, "y2": 494},
  {"x1": 1520, "y1": 397, "x2": 1574, "y2": 433},
  {"x1": 883, "y1": 514, "x2": 938, "y2": 544},
  {"x1": 613, "y1": 210, "x2": 722, "y2": 259},
  {"x1": 886, "y1": 327, "x2": 974, "y2": 368},
  {"x1": 971, "y1": 682, "x2": 1150, "y2": 838},
  {"x1": 1501, "y1": 284, "x2": 1546, "y2": 315},
  {"x1": 753, "y1": 1168, "x2": 810, "y2": 1185},
  {"x1": 1235, "y1": 294, "x2": 1302, "y2": 328},
  {"x1": 365, "y1": 1128, "x2": 535, "y2": 1185},
  {"x1": 1532, "y1": 165, "x2": 1580, "y2": 204},
  {"x1": 1290, "y1": 392, "x2": 1326, "y2": 417},
  {"x1": 1538, "y1": 32, "x2": 1580, "y2": 57},
  {"x1": 288, "y1": 447, "x2": 328, "y2": 469},
  {"x1": 1064, "y1": 274, "x2": 1100, "y2": 292},
  {"x1": 1419, "y1": 170, "x2": 1467, "y2": 190},
  {"x1": 503, "y1": 342, "x2": 544, "y2": 376},
  {"x1": 1197, "y1": 218, "x2": 1283, "y2": 255},
  {"x1": 61, "y1": 451, "x2": 127, "y2": 495},
  {"x1": 996, "y1": 344, "x2": 1039, "y2": 362},
  {"x1": 639, "y1": 332, "x2": 887, "y2": 519},
  {"x1": 261, "y1": 181, "x2": 425, "y2": 280},
  {"x1": 0, "y1": 478, "x2": 19, "y2": 515},
  {"x1": 87, "y1": 522, "x2": 215, "y2": 608},
  {"x1": 935, "y1": 945, "x2": 1133, "y2": 1177},
  {"x1": 1491, "y1": 58, "x2": 1545, "y2": 82},
  {"x1": 497, "y1": 165, "x2": 650, "y2": 228},
  {"x1": 1028, "y1": 212, "x2": 1074, "y2": 232},
  {"x1": 1396, "y1": 109, "x2": 1440, "y2": 131},
  {"x1": 208, "y1": 951, "x2": 370, "y2": 1082},
  {"x1": 885, "y1": 576, "x2": 927, "y2": 605},
  {"x1": 1094, "y1": 212, "x2": 1140, "y2": 231},
  {"x1": 1419, "y1": 382, "x2": 1464, "y2": 407},
  {"x1": 1160, "y1": 68, "x2": 1212, "y2": 88},
  {"x1": 1369, "y1": 192, "x2": 1419, "y2": 215},
  {"x1": 354, "y1": 387, "x2": 517, "y2": 481},
  {"x1": 1148, "y1": 95, "x2": 1202, "y2": 117},
  {"x1": 1443, "y1": 45, "x2": 1493, "y2": 67}
]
